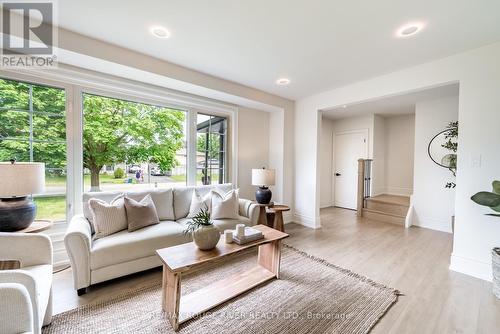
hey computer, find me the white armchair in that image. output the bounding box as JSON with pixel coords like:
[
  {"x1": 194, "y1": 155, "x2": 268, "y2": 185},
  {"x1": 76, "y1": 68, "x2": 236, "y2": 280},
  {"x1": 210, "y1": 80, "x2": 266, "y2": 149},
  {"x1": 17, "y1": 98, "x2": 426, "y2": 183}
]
[
  {"x1": 0, "y1": 233, "x2": 53, "y2": 334},
  {"x1": 0, "y1": 283, "x2": 34, "y2": 334}
]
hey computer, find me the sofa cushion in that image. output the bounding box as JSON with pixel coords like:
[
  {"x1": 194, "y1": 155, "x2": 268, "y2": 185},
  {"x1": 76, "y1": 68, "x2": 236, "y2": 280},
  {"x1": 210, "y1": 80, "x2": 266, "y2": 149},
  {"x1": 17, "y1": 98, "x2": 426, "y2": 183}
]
[
  {"x1": 90, "y1": 221, "x2": 190, "y2": 270},
  {"x1": 88, "y1": 196, "x2": 128, "y2": 240},
  {"x1": 125, "y1": 189, "x2": 174, "y2": 221},
  {"x1": 177, "y1": 216, "x2": 251, "y2": 232},
  {"x1": 211, "y1": 189, "x2": 239, "y2": 220},
  {"x1": 83, "y1": 191, "x2": 124, "y2": 233},
  {"x1": 124, "y1": 194, "x2": 160, "y2": 232},
  {"x1": 186, "y1": 190, "x2": 212, "y2": 218},
  {"x1": 173, "y1": 183, "x2": 233, "y2": 220}
]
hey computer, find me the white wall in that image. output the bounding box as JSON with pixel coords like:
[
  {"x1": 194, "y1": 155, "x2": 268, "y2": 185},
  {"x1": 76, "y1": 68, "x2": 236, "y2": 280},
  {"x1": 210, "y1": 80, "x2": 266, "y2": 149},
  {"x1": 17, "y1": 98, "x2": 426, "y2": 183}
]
[
  {"x1": 330, "y1": 115, "x2": 374, "y2": 157},
  {"x1": 268, "y1": 109, "x2": 284, "y2": 203},
  {"x1": 319, "y1": 114, "x2": 372, "y2": 208},
  {"x1": 322, "y1": 112, "x2": 415, "y2": 200},
  {"x1": 384, "y1": 114, "x2": 415, "y2": 196},
  {"x1": 295, "y1": 41, "x2": 500, "y2": 281},
  {"x1": 412, "y1": 97, "x2": 457, "y2": 233},
  {"x1": 238, "y1": 107, "x2": 291, "y2": 209},
  {"x1": 237, "y1": 107, "x2": 270, "y2": 200},
  {"x1": 319, "y1": 117, "x2": 334, "y2": 208},
  {"x1": 45, "y1": 23, "x2": 296, "y2": 216},
  {"x1": 322, "y1": 112, "x2": 415, "y2": 203},
  {"x1": 3, "y1": 19, "x2": 297, "y2": 267},
  {"x1": 372, "y1": 115, "x2": 386, "y2": 196}
]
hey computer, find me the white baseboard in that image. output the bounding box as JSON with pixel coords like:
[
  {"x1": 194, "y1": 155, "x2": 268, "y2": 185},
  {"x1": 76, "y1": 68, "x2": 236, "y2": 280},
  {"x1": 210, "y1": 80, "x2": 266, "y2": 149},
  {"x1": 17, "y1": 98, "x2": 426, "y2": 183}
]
[
  {"x1": 291, "y1": 213, "x2": 321, "y2": 229},
  {"x1": 413, "y1": 215, "x2": 453, "y2": 233},
  {"x1": 283, "y1": 212, "x2": 294, "y2": 224},
  {"x1": 320, "y1": 202, "x2": 333, "y2": 209},
  {"x1": 371, "y1": 187, "x2": 386, "y2": 197},
  {"x1": 404, "y1": 205, "x2": 414, "y2": 228},
  {"x1": 449, "y1": 253, "x2": 492, "y2": 282},
  {"x1": 385, "y1": 187, "x2": 413, "y2": 197}
]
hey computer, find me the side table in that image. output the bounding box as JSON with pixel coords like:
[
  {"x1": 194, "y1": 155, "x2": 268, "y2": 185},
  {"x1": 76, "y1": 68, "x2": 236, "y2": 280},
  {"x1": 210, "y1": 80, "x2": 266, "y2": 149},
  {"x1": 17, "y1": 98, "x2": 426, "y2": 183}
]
[
  {"x1": 253, "y1": 202, "x2": 290, "y2": 232},
  {"x1": 267, "y1": 205, "x2": 290, "y2": 232},
  {"x1": 17, "y1": 220, "x2": 53, "y2": 233},
  {"x1": 253, "y1": 202, "x2": 275, "y2": 228}
]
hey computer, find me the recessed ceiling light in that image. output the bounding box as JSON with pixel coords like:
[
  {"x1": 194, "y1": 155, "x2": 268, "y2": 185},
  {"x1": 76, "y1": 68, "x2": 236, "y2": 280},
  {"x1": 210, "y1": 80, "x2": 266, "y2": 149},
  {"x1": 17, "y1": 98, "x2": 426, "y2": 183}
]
[
  {"x1": 342, "y1": 105, "x2": 347, "y2": 108},
  {"x1": 396, "y1": 22, "x2": 425, "y2": 38},
  {"x1": 276, "y1": 78, "x2": 290, "y2": 86},
  {"x1": 150, "y1": 26, "x2": 170, "y2": 39}
]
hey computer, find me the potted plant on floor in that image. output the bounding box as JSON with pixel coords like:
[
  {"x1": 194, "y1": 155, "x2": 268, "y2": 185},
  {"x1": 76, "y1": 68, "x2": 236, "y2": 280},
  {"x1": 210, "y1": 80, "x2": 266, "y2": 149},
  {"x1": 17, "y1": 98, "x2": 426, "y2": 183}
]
[
  {"x1": 184, "y1": 205, "x2": 220, "y2": 250},
  {"x1": 471, "y1": 180, "x2": 500, "y2": 299}
]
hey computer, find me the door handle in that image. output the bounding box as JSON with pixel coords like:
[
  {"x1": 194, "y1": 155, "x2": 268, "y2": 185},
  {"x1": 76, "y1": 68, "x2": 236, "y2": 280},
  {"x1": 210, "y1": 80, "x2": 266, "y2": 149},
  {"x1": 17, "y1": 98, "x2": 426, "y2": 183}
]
[{"x1": 335, "y1": 173, "x2": 341, "y2": 176}]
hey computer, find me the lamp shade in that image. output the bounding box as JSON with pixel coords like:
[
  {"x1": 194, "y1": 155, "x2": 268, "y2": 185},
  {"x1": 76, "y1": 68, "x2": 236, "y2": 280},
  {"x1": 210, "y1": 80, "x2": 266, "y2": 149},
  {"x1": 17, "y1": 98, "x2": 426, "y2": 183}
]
[
  {"x1": 252, "y1": 168, "x2": 275, "y2": 186},
  {"x1": 0, "y1": 162, "x2": 45, "y2": 197}
]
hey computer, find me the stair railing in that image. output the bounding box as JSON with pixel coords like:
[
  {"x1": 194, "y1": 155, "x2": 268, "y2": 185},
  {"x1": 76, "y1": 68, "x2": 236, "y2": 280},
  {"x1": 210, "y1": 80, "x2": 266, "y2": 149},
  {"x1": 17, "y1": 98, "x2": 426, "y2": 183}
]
[{"x1": 357, "y1": 159, "x2": 373, "y2": 216}]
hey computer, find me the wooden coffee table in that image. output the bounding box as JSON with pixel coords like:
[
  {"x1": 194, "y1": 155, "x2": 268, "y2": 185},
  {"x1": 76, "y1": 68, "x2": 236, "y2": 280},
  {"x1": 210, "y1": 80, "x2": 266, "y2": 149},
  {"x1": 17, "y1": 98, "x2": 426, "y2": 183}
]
[{"x1": 156, "y1": 225, "x2": 288, "y2": 331}]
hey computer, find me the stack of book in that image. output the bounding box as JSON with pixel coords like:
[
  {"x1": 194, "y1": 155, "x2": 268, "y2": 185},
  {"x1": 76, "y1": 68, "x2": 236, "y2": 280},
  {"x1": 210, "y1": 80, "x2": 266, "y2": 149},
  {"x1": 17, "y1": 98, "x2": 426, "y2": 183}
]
[{"x1": 233, "y1": 227, "x2": 264, "y2": 245}]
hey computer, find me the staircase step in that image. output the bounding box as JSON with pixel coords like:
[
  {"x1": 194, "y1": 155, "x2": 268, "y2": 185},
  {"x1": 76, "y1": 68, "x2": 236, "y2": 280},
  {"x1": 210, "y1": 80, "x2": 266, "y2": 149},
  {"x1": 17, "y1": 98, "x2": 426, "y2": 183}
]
[
  {"x1": 365, "y1": 194, "x2": 409, "y2": 205},
  {"x1": 364, "y1": 200, "x2": 409, "y2": 216},
  {"x1": 362, "y1": 208, "x2": 405, "y2": 226},
  {"x1": 364, "y1": 194, "x2": 410, "y2": 217}
]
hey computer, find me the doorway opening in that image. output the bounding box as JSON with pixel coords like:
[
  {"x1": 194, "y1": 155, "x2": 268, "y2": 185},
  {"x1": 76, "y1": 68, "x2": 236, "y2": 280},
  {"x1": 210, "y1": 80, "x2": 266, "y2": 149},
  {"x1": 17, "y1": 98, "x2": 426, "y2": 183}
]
[
  {"x1": 319, "y1": 83, "x2": 459, "y2": 234},
  {"x1": 333, "y1": 129, "x2": 368, "y2": 209}
]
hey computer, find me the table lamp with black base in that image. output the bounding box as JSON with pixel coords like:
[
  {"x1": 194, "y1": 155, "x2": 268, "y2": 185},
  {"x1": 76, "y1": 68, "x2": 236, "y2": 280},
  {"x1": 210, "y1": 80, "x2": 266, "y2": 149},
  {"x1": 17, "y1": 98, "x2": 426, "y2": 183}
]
[
  {"x1": 0, "y1": 161, "x2": 45, "y2": 232},
  {"x1": 252, "y1": 167, "x2": 276, "y2": 204}
]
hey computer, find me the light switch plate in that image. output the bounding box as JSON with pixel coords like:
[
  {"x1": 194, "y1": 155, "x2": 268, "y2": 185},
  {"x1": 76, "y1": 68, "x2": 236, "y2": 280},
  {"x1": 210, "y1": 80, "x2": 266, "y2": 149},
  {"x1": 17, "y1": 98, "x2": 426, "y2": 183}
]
[{"x1": 471, "y1": 154, "x2": 482, "y2": 168}]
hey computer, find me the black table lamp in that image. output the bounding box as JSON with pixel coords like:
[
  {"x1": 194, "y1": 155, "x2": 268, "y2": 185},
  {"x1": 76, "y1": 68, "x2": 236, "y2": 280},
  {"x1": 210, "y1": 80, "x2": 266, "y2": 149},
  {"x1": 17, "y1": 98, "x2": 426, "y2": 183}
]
[
  {"x1": 0, "y1": 161, "x2": 45, "y2": 231},
  {"x1": 252, "y1": 167, "x2": 276, "y2": 204}
]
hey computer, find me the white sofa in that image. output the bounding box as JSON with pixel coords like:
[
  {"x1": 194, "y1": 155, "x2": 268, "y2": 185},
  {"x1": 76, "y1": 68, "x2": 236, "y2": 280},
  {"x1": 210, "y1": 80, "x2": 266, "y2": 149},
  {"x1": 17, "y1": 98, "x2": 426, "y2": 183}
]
[
  {"x1": 0, "y1": 233, "x2": 53, "y2": 334},
  {"x1": 64, "y1": 183, "x2": 257, "y2": 295}
]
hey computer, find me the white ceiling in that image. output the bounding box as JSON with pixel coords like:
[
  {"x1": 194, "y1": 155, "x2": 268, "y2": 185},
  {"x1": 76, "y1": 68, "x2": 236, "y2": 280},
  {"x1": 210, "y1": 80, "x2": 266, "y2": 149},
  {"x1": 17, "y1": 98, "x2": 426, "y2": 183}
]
[
  {"x1": 322, "y1": 83, "x2": 459, "y2": 120},
  {"x1": 57, "y1": 1, "x2": 500, "y2": 100}
]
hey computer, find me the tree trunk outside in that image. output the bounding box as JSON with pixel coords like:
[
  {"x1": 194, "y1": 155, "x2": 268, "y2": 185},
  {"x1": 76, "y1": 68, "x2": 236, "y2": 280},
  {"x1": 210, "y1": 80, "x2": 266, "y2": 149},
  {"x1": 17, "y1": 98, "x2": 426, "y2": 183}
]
[{"x1": 90, "y1": 167, "x2": 101, "y2": 192}]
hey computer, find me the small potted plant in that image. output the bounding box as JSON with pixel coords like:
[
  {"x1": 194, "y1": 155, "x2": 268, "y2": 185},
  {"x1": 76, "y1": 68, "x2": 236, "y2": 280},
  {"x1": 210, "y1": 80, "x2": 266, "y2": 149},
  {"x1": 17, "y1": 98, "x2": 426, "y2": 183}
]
[
  {"x1": 471, "y1": 180, "x2": 500, "y2": 299},
  {"x1": 184, "y1": 205, "x2": 220, "y2": 250}
]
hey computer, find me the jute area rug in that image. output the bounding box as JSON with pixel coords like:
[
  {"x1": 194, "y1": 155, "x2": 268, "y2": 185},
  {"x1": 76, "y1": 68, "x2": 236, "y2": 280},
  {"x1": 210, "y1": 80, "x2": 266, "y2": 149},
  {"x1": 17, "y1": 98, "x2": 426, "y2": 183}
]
[{"x1": 43, "y1": 245, "x2": 399, "y2": 334}]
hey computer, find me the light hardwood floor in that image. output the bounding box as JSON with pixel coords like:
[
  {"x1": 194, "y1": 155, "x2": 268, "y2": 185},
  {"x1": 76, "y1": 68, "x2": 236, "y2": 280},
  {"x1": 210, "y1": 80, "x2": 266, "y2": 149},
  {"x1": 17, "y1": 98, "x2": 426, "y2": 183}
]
[{"x1": 52, "y1": 207, "x2": 500, "y2": 333}]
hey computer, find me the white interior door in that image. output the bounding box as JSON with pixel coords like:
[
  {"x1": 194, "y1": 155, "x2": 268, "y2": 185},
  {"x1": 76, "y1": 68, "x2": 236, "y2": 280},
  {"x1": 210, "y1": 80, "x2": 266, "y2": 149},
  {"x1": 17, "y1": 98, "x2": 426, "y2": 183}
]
[{"x1": 334, "y1": 130, "x2": 368, "y2": 209}]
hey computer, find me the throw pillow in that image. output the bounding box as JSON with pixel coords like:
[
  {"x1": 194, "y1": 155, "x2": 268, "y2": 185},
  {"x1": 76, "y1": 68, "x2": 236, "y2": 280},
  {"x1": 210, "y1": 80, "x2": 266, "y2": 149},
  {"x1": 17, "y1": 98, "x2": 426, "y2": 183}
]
[
  {"x1": 124, "y1": 194, "x2": 160, "y2": 232},
  {"x1": 88, "y1": 195, "x2": 128, "y2": 240},
  {"x1": 187, "y1": 190, "x2": 212, "y2": 218},
  {"x1": 211, "y1": 189, "x2": 239, "y2": 220},
  {"x1": 125, "y1": 189, "x2": 174, "y2": 221},
  {"x1": 83, "y1": 191, "x2": 124, "y2": 234}
]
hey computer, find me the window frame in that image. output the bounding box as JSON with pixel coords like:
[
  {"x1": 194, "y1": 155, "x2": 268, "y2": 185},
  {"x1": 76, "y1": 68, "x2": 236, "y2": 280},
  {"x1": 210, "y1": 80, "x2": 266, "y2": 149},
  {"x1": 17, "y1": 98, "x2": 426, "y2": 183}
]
[
  {"x1": 196, "y1": 113, "x2": 228, "y2": 185},
  {"x1": 0, "y1": 67, "x2": 238, "y2": 221},
  {"x1": 80, "y1": 90, "x2": 190, "y2": 191},
  {"x1": 0, "y1": 72, "x2": 75, "y2": 223},
  {"x1": 0, "y1": 81, "x2": 67, "y2": 165}
]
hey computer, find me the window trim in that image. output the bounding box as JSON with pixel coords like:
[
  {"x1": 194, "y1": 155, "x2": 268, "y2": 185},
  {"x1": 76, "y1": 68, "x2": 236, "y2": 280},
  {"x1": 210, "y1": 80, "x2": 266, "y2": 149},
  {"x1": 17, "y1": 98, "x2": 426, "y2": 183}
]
[
  {"x1": 0, "y1": 83, "x2": 67, "y2": 165},
  {"x1": 0, "y1": 66, "x2": 238, "y2": 220},
  {"x1": 195, "y1": 113, "x2": 228, "y2": 185},
  {"x1": 80, "y1": 90, "x2": 190, "y2": 190},
  {"x1": 0, "y1": 72, "x2": 76, "y2": 222}
]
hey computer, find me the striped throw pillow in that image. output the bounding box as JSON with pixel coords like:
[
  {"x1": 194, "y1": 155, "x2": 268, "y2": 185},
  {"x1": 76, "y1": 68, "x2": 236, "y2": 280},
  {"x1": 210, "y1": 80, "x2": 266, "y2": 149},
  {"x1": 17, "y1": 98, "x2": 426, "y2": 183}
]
[{"x1": 88, "y1": 196, "x2": 128, "y2": 240}]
